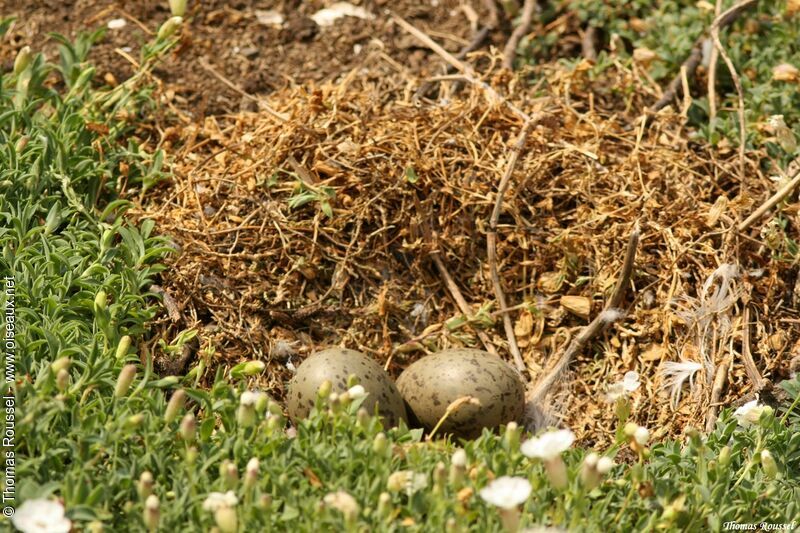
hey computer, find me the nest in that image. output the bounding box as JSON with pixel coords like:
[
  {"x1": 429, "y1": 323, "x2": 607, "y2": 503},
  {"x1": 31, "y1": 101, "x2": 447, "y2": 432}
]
[{"x1": 133, "y1": 49, "x2": 800, "y2": 446}]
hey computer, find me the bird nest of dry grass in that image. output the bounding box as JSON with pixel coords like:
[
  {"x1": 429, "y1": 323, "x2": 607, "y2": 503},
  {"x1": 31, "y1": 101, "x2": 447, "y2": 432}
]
[{"x1": 131, "y1": 47, "x2": 800, "y2": 447}]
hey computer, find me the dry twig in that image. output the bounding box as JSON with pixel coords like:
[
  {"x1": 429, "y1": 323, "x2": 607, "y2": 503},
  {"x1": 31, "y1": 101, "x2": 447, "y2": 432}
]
[
  {"x1": 502, "y1": 0, "x2": 537, "y2": 70},
  {"x1": 526, "y1": 225, "x2": 640, "y2": 415},
  {"x1": 488, "y1": 121, "x2": 534, "y2": 376},
  {"x1": 739, "y1": 166, "x2": 800, "y2": 231}
]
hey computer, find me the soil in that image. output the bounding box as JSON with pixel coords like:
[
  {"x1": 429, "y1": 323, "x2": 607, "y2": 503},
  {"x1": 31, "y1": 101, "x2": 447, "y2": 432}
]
[{"x1": 1, "y1": 0, "x2": 495, "y2": 116}]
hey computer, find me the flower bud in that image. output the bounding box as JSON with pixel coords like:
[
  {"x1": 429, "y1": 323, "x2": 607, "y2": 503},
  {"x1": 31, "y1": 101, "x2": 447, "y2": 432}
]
[
  {"x1": 761, "y1": 449, "x2": 779, "y2": 478},
  {"x1": 623, "y1": 422, "x2": 638, "y2": 438},
  {"x1": 328, "y1": 393, "x2": 342, "y2": 413},
  {"x1": 317, "y1": 380, "x2": 332, "y2": 400},
  {"x1": 580, "y1": 452, "x2": 601, "y2": 490},
  {"x1": 13, "y1": 46, "x2": 32, "y2": 75},
  {"x1": 718, "y1": 446, "x2": 731, "y2": 469},
  {"x1": 164, "y1": 389, "x2": 186, "y2": 424},
  {"x1": 157, "y1": 16, "x2": 183, "y2": 40},
  {"x1": 214, "y1": 506, "x2": 238, "y2": 533},
  {"x1": 15, "y1": 135, "x2": 29, "y2": 154},
  {"x1": 596, "y1": 456, "x2": 614, "y2": 475},
  {"x1": 114, "y1": 364, "x2": 137, "y2": 398},
  {"x1": 125, "y1": 413, "x2": 145, "y2": 429},
  {"x1": 55, "y1": 368, "x2": 69, "y2": 392},
  {"x1": 372, "y1": 432, "x2": 388, "y2": 455},
  {"x1": 266, "y1": 414, "x2": 283, "y2": 434},
  {"x1": 179, "y1": 413, "x2": 196, "y2": 442},
  {"x1": 244, "y1": 458, "x2": 259, "y2": 489},
  {"x1": 115, "y1": 335, "x2": 132, "y2": 360},
  {"x1": 137, "y1": 471, "x2": 154, "y2": 499},
  {"x1": 433, "y1": 461, "x2": 446, "y2": 494},
  {"x1": 347, "y1": 384, "x2": 366, "y2": 400},
  {"x1": 185, "y1": 446, "x2": 198, "y2": 465},
  {"x1": 237, "y1": 402, "x2": 256, "y2": 428},
  {"x1": 143, "y1": 494, "x2": 160, "y2": 532},
  {"x1": 502, "y1": 421, "x2": 521, "y2": 452},
  {"x1": 633, "y1": 426, "x2": 650, "y2": 446},
  {"x1": 220, "y1": 460, "x2": 238, "y2": 489},
  {"x1": 242, "y1": 360, "x2": 265, "y2": 376},
  {"x1": 450, "y1": 449, "x2": 467, "y2": 488},
  {"x1": 87, "y1": 521, "x2": 104, "y2": 533},
  {"x1": 255, "y1": 393, "x2": 270, "y2": 415},
  {"x1": 347, "y1": 373, "x2": 360, "y2": 388},
  {"x1": 376, "y1": 492, "x2": 391, "y2": 519},
  {"x1": 356, "y1": 407, "x2": 370, "y2": 428},
  {"x1": 94, "y1": 290, "x2": 107, "y2": 314},
  {"x1": 258, "y1": 494, "x2": 272, "y2": 511},
  {"x1": 50, "y1": 356, "x2": 71, "y2": 374},
  {"x1": 169, "y1": 0, "x2": 187, "y2": 16}
]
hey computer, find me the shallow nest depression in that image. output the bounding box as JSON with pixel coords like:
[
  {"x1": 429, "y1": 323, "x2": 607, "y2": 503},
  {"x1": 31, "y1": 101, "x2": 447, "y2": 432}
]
[{"x1": 134, "y1": 51, "x2": 800, "y2": 447}]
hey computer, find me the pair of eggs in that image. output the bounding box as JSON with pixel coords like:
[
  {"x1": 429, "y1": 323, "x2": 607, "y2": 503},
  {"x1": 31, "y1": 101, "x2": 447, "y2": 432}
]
[{"x1": 286, "y1": 347, "x2": 525, "y2": 439}]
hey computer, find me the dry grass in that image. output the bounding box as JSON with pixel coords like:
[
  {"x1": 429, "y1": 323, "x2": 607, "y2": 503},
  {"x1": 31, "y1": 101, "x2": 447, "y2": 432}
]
[{"x1": 132, "y1": 48, "x2": 799, "y2": 446}]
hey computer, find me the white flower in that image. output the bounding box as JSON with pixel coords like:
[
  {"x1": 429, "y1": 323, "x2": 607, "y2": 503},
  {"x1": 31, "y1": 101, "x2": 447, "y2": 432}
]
[
  {"x1": 11, "y1": 499, "x2": 72, "y2": 533},
  {"x1": 733, "y1": 400, "x2": 772, "y2": 428},
  {"x1": 596, "y1": 456, "x2": 614, "y2": 475},
  {"x1": 347, "y1": 384, "x2": 366, "y2": 399},
  {"x1": 659, "y1": 361, "x2": 702, "y2": 409},
  {"x1": 633, "y1": 426, "x2": 650, "y2": 446},
  {"x1": 203, "y1": 491, "x2": 239, "y2": 512},
  {"x1": 240, "y1": 391, "x2": 260, "y2": 406},
  {"x1": 323, "y1": 491, "x2": 360, "y2": 516},
  {"x1": 451, "y1": 448, "x2": 467, "y2": 468},
  {"x1": 606, "y1": 371, "x2": 640, "y2": 402},
  {"x1": 386, "y1": 470, "x2": 427, "y2": 495},
  {"x1": 479, "y1": 476, "x2": 532, "y2": 509},
  {"x1": 246, "y1": 457, "x2": 259, "y2": 476},
  {"x1": 521, "y1": 429, "x2": 575, "y2": 461}
]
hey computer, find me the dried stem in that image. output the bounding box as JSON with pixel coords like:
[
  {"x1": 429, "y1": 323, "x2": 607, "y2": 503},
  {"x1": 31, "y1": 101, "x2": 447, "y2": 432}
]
[
  {"x1": 392, "y1": 13, "x2": 531, "y2": 121},
  {"x1": 414, "y1": 25, "x2": 491, "y2": 102},
  {"x1": 581, "y1": 26, "x2": 598, "y2": 62},
  {"x1": 502, "y1": 0, "x2": 537, "y2": 70},
  {"x1": 527, "y1": 225, "x2": 640, "y2": 409},
  {"x1": 651, "y1": 0, "x2": 758, "y2": 112},
  {"x1": 740, "y1": 305, "x2": 764, "y2": 388},
  {"x1": 738, "y1": 165, "x2": 800, "y2": 231},
  {"x1": 705, "y1": 357, "x2": 730, "y2": 431},
  {"x1": 488, "y1": 121, "x2": 534, "y2": 376}
]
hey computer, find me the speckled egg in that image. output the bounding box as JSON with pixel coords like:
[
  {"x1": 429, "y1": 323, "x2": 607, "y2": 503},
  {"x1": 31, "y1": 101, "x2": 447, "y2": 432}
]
[
  {"x1": 396, "y1": 348, "x2": 525, "y2": 439},
  {"x1": 287, "y1": 348, "x2": 407, "y2": 427}
]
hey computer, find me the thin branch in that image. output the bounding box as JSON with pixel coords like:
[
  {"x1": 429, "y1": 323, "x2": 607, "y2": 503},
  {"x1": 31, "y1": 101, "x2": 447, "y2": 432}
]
[
  {"x1": 738, "y1": 164, "x2": 800, "y2": 231},
  {"x1": 711, "y1": 13, "x2": 747, "y2": 193},
  {"x1": 502, "y1": 0, "x2": 536, "y2": 70},
  {"x1": 488, "y1": 121, "x2": 534, "y2": 377},
  {"x1": 707, "y1": 0, "x2": 722, "y2": 122},
  {"x1": 741, "y1": 305, "x2": 764, "y2": 388},
  {"x1": 651, "y1": 0, "x2": 758, "y2": 112},
  {"x1": 414, "y1": 25, "x2": 491, "y2": 101},
  {"x1": 581, "y1": 26, "x2": 598, "y2": 62},
  {"x1": 527, "y1": 224, "x2": 640, "y2": 408},
  {"x1": 705, "y1": 357, "x2": 730, "y2": 431},
  {"x1": 392, "y1": 13, "x2": 531, "y2": 121}
]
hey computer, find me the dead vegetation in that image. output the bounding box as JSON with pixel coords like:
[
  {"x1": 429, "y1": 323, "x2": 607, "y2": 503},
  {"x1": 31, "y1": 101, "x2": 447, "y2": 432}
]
[{"x1": 133, "y1": 40, "x2": 800, "y2": 446}]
